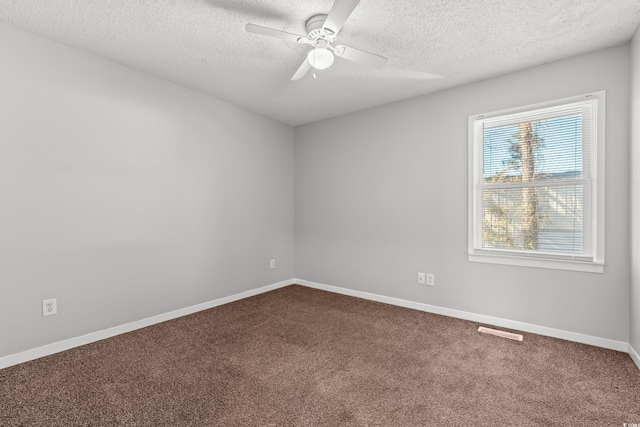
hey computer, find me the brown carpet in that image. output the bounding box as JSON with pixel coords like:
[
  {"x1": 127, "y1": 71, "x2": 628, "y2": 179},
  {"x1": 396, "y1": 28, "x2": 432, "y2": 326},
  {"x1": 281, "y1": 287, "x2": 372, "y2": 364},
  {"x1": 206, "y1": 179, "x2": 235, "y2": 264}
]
[{"x1": 1, "y1": 285, "x2": 639, "y2": 426}]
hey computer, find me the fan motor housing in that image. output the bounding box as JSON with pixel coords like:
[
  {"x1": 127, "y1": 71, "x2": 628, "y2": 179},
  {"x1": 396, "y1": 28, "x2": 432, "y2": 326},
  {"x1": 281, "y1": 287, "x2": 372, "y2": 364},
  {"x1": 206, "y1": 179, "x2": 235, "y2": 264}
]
[{"x1": 305, "y1": 14, "x2": 336, "y2": 43}]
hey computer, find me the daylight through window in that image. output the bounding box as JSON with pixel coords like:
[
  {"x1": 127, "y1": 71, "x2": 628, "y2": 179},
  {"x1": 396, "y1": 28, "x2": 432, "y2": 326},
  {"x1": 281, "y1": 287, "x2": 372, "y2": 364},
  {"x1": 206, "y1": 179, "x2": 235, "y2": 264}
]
[{"x1": 468, "y1": 92, "x2": 605, "y2": 272}]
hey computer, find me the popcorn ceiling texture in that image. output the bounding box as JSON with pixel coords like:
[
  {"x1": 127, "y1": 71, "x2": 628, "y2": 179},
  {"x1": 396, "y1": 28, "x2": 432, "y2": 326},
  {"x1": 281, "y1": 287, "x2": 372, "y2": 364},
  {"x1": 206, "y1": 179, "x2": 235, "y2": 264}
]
[{"x1": 1, "y1": 0, "x2": 639, "y2": 125}]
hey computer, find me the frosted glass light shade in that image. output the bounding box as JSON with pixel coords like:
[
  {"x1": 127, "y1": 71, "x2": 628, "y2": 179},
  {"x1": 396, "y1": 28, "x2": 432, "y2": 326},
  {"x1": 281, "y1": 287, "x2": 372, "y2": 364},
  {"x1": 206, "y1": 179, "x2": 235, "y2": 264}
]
[{"x1": 307, "y1": 48, "x2": 334, "y2": 70}]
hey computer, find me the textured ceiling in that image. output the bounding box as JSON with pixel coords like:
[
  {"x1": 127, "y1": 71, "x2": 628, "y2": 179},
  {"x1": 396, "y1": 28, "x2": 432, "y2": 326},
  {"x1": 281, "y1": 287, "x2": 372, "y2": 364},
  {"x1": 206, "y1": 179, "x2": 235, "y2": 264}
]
[{"x1": 1, "y1": 0, "x2": 639, "y2": 126}]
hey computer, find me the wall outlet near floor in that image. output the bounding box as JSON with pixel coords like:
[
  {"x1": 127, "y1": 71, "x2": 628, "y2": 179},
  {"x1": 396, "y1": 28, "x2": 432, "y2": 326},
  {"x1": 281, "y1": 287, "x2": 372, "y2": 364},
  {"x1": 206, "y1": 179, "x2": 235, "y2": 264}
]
[
  {"x1": 417, "y1": 272, "x2": 426, "y2": 285},
  {"x1": 270, "y1": 259, "x2": 276, "y2": 269},
  {"x1": 426, "y1": 273, "x2": 435, "y2": 286},
  {"x1": 42, "y1": 298, "x2": 57, "y2": 317}
]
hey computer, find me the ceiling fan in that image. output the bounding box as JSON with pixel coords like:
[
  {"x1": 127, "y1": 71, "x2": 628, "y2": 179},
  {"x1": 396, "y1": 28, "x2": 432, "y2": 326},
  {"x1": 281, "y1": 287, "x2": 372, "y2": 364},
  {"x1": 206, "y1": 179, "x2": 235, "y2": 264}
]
[{"x1": 246, "y1": 0, "x2": 387, "y2": 81}]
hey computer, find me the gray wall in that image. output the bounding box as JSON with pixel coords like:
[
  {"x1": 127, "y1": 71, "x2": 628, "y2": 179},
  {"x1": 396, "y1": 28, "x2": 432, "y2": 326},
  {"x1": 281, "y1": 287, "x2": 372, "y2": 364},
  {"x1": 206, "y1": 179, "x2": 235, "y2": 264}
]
[
  {"x1": 0, "y1": 24, "x2": 295, "y2": 358},
  {"x1": 2, "y1": 21, "x2": 636, "y2": 360},
  {"x1": 295, "y1": 45, "x2": 630, "y2": 342},
  {"x1": 631, "y1": 27, "x2": 640, "y2": 354}
]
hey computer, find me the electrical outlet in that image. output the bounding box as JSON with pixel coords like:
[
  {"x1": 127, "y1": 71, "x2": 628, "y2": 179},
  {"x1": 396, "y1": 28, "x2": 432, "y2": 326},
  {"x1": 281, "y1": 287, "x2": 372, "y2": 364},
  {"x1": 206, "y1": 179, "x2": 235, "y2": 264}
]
[
  {"x1": 417, "y1": 272, "x2": 426, "y2": 285},
  {"x1": 270, "y1": 259, "x2": 276, "y2": 269},
  {"x1": 42, "y1": 298, "x2": 57, "y2": 317},
  {"x1": 426, "y1": 273, "x2": 435, "y2": 286}
]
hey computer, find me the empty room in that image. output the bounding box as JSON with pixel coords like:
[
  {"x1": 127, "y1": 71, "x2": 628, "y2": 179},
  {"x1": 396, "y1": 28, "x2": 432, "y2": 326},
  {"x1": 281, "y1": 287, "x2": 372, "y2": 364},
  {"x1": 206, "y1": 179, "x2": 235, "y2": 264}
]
[{"x1": 1, "y1": 0, "x2": 640, "y2": 425}]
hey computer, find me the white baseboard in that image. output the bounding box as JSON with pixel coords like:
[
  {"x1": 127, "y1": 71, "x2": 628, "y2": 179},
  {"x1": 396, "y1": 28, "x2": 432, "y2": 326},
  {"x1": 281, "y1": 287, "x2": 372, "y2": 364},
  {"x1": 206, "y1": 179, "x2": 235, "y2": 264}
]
[
  {"x1": 0, "y1": 279, "x2": 294, "y2": 370},
  {"x1": 295, "y1": 279, "x2": 630, "y2": 353},
  {"x1": 629, "y1": 343, "x2": 640, "y2": 371},
  {"x1": 3, "y1": 278, "x2": 636, "y2": 372}
]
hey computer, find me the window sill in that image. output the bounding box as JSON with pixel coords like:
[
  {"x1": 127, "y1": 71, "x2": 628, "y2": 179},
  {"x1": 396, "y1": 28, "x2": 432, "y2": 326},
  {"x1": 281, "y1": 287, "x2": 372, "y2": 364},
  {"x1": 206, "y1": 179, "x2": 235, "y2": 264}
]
[{"x1": 468, "y1": 252, "x2": 604, "y2": 273}]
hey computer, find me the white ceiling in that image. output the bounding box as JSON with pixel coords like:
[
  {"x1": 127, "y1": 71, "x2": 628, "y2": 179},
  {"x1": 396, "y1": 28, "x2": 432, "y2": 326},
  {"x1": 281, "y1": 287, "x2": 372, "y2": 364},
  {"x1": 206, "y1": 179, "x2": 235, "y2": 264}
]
[{"x1": 1, "y1": 0, "x2": 639, "y2": 126}]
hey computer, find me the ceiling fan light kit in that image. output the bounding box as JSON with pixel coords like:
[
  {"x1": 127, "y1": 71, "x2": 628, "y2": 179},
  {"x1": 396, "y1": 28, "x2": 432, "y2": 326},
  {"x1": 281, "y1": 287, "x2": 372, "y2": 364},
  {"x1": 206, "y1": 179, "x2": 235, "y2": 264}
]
[
  {"x1": 246, "y1": 0, "x2": 387, "y2": 81},
  {"x1": 307, "y1": 47, "x2": 334, "y2": 70}
]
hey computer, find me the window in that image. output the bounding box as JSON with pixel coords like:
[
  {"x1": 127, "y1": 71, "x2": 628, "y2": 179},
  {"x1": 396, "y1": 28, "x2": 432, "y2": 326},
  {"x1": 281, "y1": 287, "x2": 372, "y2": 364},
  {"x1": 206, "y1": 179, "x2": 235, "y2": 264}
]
[{"x1": 468, "y1": 92, "x2": 605, "y2": 273}]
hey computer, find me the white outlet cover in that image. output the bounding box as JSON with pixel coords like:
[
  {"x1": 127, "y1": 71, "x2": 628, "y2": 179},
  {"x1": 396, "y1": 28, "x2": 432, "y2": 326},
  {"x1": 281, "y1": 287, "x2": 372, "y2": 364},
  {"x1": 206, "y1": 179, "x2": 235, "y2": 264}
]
[
  {"x1": 426, "y1": 274, "x2": 435, "y2": 286},
  {"x1": 42, "y1": 298, "x2": 57, "y2": 317}
]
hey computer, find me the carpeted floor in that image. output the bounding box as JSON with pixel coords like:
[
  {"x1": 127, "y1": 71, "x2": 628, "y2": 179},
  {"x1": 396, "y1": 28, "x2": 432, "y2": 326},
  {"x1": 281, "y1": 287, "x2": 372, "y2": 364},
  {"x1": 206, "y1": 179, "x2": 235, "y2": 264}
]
[{"x1": 1, "y1": 285, "x2": 639, "y2": 426}]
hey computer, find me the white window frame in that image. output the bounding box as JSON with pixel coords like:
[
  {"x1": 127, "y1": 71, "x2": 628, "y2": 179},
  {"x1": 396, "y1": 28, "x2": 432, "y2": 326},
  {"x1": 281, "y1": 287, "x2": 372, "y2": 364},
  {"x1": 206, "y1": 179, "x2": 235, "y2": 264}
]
[{"x1": 468, "y1": 92, "x2": 605, "y2": 273}]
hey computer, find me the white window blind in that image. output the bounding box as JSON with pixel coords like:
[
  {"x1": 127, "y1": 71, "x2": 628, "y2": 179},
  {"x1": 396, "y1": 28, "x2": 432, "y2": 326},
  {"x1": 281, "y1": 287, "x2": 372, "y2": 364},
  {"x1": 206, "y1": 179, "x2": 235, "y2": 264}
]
[{"x1": 468, "y1": 92, "x2": 604, "y2": 272}]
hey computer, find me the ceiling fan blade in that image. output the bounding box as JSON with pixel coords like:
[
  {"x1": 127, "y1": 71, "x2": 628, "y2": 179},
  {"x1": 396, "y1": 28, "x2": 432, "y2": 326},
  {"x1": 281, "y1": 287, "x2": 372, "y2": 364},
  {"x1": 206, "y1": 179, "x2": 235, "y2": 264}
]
[
  {"x1": 334, "y1": 45, "x2": 387, "y2": 69},
  {"x1": 291, "y1": 59, "x2": 312, "y2": 81},
  {"x1": 322, "y1": 0, "x2": 361, "y2": 34},
  {"x1": 246, "y1": 23, "x2": 304, "y2": 44}
]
